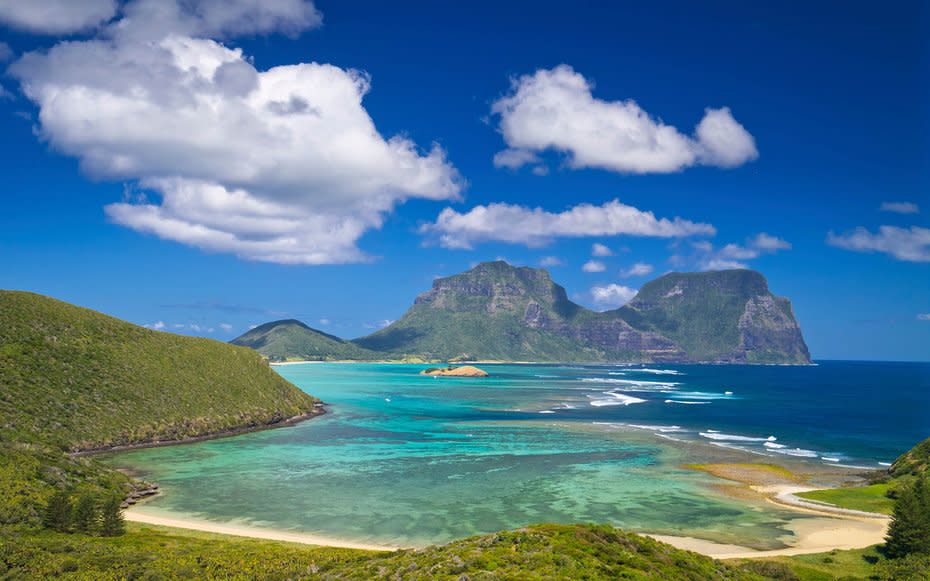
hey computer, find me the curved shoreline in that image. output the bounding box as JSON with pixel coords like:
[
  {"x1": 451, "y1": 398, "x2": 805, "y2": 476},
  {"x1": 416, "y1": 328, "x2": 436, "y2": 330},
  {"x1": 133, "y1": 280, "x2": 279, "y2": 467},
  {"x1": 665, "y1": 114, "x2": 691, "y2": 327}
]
[
  {"x1": 71, "y1": 406, "x2": 326, "y2": 457},
  {"x1": 124, "y1": 508, "x2": 400, "y2": 552}
]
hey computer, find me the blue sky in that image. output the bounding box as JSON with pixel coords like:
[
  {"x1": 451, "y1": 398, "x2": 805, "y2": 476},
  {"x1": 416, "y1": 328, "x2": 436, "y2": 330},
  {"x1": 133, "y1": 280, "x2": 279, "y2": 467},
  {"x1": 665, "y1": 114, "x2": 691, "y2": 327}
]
[{"x1": 0, "y1": 0, "x2": 927, "y2": 361}]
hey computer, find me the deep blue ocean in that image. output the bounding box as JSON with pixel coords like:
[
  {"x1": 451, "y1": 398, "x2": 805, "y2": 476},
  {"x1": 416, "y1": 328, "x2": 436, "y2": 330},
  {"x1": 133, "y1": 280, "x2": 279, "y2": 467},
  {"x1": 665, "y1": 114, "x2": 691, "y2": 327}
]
[{"x1": 104, "y1": 361, "x2": 930, "y2": 548}]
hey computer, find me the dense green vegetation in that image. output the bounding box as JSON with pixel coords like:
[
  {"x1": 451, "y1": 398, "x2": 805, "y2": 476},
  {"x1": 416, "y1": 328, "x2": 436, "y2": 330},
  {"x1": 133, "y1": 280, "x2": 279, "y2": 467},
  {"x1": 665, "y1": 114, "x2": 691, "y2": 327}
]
[
  {"x1": 884, "y1": 474, "x2": 930, "y2": 559},
  {"x1": 231, "y1": 319, "x2": 382, "y2": 361},
  {"x1": 0, "y1": 522, "x2": 783, "y2": 580},
  {"x1": 246, "y1": 262, "x2": 810, "y2": 364},
  {"x1": 747, "y1": 544, "x2": 930, "y2": 581},
  {"x1": 0, "y1": 290, "x2": 319, "y2": 452},
  {"x1": 0, "y1": 290, "x2": 319, "y2": 526},
  {"x1": 615, "y1": 270, "x2": 810, "y2": 363},
  {"x1": 889, "y1": 436, "x2": 930, "y2": 478}
]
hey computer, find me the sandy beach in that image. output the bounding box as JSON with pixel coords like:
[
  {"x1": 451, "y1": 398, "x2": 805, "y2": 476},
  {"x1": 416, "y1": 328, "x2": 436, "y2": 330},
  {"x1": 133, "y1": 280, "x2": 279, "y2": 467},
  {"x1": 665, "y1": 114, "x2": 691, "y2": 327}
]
[
  {"x1": 125, "y1": 474, "x2": 890, "y2": 560},
  {"x1": 124, "y1": 509, "x2": 402, "y2": 552}
]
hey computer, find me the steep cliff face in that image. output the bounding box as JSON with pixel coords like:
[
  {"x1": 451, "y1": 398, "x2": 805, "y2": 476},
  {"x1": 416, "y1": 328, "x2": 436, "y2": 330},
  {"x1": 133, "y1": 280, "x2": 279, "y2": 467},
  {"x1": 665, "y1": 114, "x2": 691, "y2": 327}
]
[
  {"x1": 354, "y1": 261, "x2": 812, "y2": 364},
  {"x1": 355, "y1": 262, "x2": 616, "y2": 361},
  {"x1": 614, "y1": 270, "x2": 812, "y2": 364}
]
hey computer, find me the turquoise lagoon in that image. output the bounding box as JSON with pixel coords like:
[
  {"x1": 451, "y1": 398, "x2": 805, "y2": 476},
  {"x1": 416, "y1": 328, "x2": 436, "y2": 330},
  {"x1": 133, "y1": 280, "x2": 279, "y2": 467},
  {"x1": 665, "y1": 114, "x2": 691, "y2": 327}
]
[{"x1": 104, "y1": 361, "x2": 930, "y2": 548}]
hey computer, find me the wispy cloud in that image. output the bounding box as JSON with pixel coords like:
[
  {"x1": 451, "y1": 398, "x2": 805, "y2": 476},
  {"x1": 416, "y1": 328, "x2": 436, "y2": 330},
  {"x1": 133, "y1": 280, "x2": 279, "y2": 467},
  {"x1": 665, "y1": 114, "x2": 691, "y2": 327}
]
[
  {"x1": 880, "y1": 201, "x2": 919, "y2": 214},
  {"x1": 162, "y1": 301, "x2": 291, "y2": 317},
  {"x1": 827, "y1": 226, "x2": 930, "y2": 262},
  {"x1": 917, "y1": 314, "x2": 930, "y2": 321},
  {"x1": 698, "y1": 232, "x2": 791, "y2": 270},
  {"x1": 490, "y1": 65, "x2": 758, "y2": 175},
  {"x1": 619, "y1": 262, "x2": 654, "y2": 278},
  {"x1": 538, "y1": 256, "x2": 564, "y2": 267},
  {"x1": 582, "y1": 260, "x2": 606, "y2": 273},
  {"x1": 0, "y1": 0, "x2": 117, "y2": 35},
  {"x1": 422, "y1": 199, "x2": 715, "y2": 249}
]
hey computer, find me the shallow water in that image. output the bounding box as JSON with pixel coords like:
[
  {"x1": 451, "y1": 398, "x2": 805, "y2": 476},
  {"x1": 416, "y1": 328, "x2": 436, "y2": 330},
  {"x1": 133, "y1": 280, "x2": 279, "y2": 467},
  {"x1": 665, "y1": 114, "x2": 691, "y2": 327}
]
[{"x1": 104, "y1": 361, "x2": 929, "y2": 548}]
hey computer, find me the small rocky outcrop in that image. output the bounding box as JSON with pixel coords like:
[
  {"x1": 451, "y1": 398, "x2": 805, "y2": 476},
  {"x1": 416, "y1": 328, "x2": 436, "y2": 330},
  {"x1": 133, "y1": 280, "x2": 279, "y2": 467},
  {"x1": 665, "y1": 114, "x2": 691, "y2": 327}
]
[{"x1": 420, "y1": 366, "x2": 489, "y2": 377}]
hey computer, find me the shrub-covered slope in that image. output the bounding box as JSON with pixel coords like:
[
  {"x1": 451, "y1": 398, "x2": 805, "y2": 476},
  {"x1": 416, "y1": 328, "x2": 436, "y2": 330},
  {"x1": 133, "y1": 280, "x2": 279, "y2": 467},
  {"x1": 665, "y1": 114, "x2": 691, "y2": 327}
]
[
  {"x1": 231, "y1": 319, "x2": 382, "y2": 361},
  {"x1": 0, "y1": 290, "x2": 319, "y2": 452},
  {"x1": 0, "y1": 523, "x2": 777, "y2": 580}
]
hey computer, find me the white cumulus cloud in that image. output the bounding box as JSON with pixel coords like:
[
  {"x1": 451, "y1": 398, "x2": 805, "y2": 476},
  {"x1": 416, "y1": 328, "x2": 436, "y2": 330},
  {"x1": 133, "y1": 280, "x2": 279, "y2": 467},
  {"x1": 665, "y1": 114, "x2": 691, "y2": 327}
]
[
  {"x1": 0, "y1": 0, "x2": 117, "y2": 35},
  {"x1": 591, "y1": 243, "x2": 613, "y2": 256},
  {"x1": 490, "y1": 65, "x2": 758, "y2": 175},
  {"x1": 9, "y1": 0, "x2": 461, "y2": 265},
  {"x1": 917, "y1": 314, "x2": 930, "y2": 321},
  {"x1": 421, "y1": 199, "x2": 715, "y2": 249},
  {"x1": 619, "y1": 262, "x2": 654, "y2": 278},
  {"x1": 589, "y1": 284, "x2": 638, "y2": 310},
  {"x1": 827, "y1": 226, "x2": 930, "y2": 262},
  {"x1": 582, "y1": 260, "x2": 606, "y2": 273},
  {"x1": 880, "y1": 201, "x2": 919, "y2": 214}
]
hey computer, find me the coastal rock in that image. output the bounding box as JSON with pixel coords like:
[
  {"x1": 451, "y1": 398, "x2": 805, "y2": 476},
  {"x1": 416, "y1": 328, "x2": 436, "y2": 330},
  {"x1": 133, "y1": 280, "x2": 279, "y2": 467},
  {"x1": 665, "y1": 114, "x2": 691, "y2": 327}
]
[{"x1": 420, "y1": 366, "x2": 489, "y2": 377}]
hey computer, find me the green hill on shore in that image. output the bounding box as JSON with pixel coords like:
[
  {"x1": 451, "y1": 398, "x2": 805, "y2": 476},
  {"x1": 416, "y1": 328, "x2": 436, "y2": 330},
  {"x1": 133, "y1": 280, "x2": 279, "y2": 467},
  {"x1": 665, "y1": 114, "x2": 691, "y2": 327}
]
[
  {"x1": 0, "y1": 290, "x2": 319, "y2": 452},
  {"x1": 0, "y1": 290, "x2": 319, "y2": 525}
]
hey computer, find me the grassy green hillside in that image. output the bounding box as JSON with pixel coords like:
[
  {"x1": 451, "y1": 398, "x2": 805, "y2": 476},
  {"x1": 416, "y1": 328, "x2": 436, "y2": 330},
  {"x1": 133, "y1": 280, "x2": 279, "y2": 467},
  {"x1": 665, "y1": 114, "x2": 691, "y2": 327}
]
[
  {"x1": 0, "y1": 291, "x2": 319, "y2": 452},
  {"x1": 231, "y1": 319, "x2": 382, "y2": 361},
  {"x1": 1, "y1": 522, "x2": 777, "y2": 580},
  {"x1": 0, "y1": 290, "x2": 320, "y2": 526}
]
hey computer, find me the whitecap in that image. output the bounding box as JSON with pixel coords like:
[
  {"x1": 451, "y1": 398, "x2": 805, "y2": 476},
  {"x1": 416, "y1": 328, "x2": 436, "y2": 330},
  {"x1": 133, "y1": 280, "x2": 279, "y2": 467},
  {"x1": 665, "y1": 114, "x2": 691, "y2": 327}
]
[
  {"x1": 772, "y1": 447, "x2": 819, "y2": 458},
  {"x1": 634, "y1": 368, "x2": 682, "y2": 375},
  {"x1": 580, "y1": 378, "x2": 679, "y2": 389},
  {"x1": 821, "y1": 457, "x2": 840, "y2": 462},
  {"x1": 700, "y1": 432, "x2": 776, "y2": 442},
  {"x1": 665, "y1": 400, "x2": 709, "y2": 405},
  {"x1": 588, "y1": 392, "x2": 646, "y2": 406},
  {"x1": 878, "y1": 462, "x2": 892, "y2": 467},
  {"x1": 538, "y1": 410, "x2": 555, "y2": 414},
  {"x1": 626, "y1": 424, "x2": 684, "y2": 433},
  {"x1": 764, "y1": 442, "x2": 786, "y2": 449}
]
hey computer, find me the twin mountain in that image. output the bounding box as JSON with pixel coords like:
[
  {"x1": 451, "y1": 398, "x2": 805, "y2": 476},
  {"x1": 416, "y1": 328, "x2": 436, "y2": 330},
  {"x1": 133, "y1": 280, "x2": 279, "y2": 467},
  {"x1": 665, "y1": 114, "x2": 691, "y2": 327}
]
[{"x1": 233, "y1": 261, "x2": 812, "y2": 364}]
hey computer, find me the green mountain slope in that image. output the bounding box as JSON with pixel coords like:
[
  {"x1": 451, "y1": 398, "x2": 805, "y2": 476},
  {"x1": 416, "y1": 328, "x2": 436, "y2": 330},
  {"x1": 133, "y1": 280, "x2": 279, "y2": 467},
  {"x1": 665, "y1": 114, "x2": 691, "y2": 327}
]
[
  {"x1": 354, "y1": 261, "x2": 634, "y2": 361},
  {"x1": 615, "y1": 270, "x2": 811, "y2": 363},
  {"x1": 0, "y1": 290, "x2": 320, "y2": 452},
  {"x1": 352, "y1": 261, "x2": 811, "y2": 364},
  {"x1": 231, "y1": 319, "x2": 382, "y2": 361}
]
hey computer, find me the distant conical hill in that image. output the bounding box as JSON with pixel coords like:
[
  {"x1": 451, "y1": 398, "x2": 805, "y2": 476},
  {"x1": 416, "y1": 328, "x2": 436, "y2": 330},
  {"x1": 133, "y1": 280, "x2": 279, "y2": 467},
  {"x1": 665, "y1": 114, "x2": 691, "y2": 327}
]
[{"x1": 231, "y1": 319, "x2": 382, "y2": 362}]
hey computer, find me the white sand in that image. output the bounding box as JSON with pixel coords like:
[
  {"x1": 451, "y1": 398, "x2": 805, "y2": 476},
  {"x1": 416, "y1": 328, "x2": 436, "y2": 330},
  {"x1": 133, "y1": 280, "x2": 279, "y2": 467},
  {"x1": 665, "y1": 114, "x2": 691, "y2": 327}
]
[
  {"x1": 648, "y1": 483, "x2": 889, "y2": 559},
  {"x1": 650, "y1": 515, "x2": 888, "y2": 559},
  {"x1": 124, "y1": 509, "x2": 403, "y2": 551}
]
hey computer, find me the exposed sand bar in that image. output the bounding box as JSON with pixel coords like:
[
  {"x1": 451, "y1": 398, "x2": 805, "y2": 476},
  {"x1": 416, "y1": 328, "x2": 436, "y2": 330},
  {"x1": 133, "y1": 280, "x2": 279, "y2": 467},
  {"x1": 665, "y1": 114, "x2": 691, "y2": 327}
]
[
  {"x1": 650, "y1": 515, "x2": 888, "y2": 559},
  {"x1": 124, "y1": 509, "x2": 403, "y2": 552}
]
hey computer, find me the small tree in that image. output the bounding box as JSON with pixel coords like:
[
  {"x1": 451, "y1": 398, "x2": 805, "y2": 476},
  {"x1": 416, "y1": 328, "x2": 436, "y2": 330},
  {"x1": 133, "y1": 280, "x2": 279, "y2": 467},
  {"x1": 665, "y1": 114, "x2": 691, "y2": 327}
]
[
  {"x1": 885, "y1": 473, "x2": 930, "y2": 558},
  {"x1": 98, "y1": 494, "x2": 125, "y2": 537},
  {"x1": 41, "y1": 489, "x2": 72, "y2": 533},
  {"x1": 72, "y1": 491, "x2": 98, "y2": 534}
]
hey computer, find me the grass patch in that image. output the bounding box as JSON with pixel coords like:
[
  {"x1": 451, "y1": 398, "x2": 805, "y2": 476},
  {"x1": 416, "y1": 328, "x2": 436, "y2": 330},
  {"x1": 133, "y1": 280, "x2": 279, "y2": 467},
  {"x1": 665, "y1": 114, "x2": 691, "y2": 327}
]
[{"x1": 796, "y1": 483, "x2": 894, "y2": 515}]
